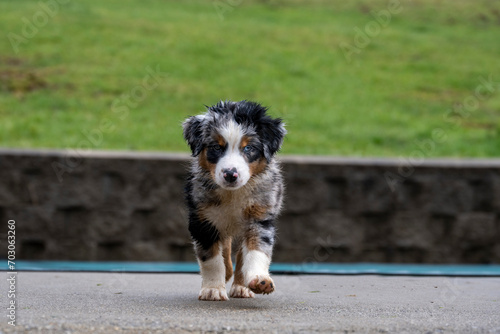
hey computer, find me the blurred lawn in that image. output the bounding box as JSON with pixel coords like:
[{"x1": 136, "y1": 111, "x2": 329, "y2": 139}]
[{"x1": 1, "y1": 0, "x2": 500, "y2": 157}]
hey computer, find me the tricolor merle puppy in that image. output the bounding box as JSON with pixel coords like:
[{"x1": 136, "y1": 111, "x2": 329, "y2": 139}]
[{"x1": 183, "y1": 100, "x2": 286, "y2": 301}]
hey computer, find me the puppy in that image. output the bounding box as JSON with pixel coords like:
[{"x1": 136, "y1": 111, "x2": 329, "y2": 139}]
[{"x1": 183, "y1": 100, "x2": 286, "y2": 301}]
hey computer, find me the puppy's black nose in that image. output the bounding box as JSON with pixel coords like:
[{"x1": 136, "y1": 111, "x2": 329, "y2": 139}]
[{"x1": 223, "y1": 168, "x2": 238, "y2": 183}]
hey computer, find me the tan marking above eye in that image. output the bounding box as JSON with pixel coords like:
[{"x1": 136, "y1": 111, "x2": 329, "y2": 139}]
[
  {"x1": 240, "y1": 136, "x2": 251, "y2": 150},
  {"x1": 215, "y1": 134, "x2": 226, "y2": 147}
]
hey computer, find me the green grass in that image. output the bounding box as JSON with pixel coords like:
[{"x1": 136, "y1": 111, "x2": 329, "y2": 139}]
[{"x1": 1, "y1": 0, "x2": 500, "y2": 157}]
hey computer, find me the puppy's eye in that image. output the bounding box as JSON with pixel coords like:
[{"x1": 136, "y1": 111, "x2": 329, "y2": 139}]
[
  {"x1": 243, "y1": 145, "x2": 254, "y2": 153},
  {"x1": 210, "y1": 145, "x2": 222, "y2": 151}
]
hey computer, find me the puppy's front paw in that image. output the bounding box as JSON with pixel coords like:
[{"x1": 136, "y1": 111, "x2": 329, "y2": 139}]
[
  {"x1": 198, "y1": 287, "x2": 228, "y2": 301},
  {"x1": 230, "y1": 284, "x2": 255, "y2": 298},
  {"x1": 248, "y1": 275, "x2": 275, "y2": 295}
]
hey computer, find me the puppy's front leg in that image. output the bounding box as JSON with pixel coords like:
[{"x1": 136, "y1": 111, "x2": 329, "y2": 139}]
[
  {"x1": 196, "y1": 241, "x2": 228, "y2": 301},
  {"x1": 241, "y1": 221, "x2": 276, "y2": 295}
]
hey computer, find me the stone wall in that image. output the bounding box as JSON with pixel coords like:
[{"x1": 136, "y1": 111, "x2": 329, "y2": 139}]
[{"x1": 1, "y1": 149, "x2": 499, "y2": 264}]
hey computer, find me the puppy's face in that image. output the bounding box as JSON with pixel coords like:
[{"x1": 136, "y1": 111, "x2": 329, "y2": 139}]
[
  {"x1": 183, "y1": 101, "x2": 286, "y2": 190},
  {"x1": 204, "y1": 119, "x2": 266, "y2": 189}
]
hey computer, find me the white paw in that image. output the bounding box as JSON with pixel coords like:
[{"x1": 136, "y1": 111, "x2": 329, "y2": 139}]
[
  {"x1": 198, "y1": 287, "x2": 228, "y2": 301},
  {"x1": 229, "y1": 284, "x2": 255, "y2": 298},
  {"x1": 247, "y1": 275, "x2": 275, "y2": 295}
]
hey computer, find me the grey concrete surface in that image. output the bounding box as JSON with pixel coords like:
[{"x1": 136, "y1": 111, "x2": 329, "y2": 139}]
[{"x1": 1, "y1": 272, "x2": 500, "y2": 333}]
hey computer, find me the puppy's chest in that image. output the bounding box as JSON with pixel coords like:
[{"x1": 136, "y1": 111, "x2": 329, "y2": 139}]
[{"x1": 202, "y1": 189, "x2": 260, "y2": 237}]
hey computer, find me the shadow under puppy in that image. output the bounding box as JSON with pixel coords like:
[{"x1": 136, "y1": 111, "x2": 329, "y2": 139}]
[{"x1": 183, "y1": 100, "x2": 286, "y2": 301}]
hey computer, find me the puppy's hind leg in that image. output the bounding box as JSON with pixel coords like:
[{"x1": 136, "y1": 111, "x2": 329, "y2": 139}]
[
  {"x1": 222, "y1": 237, "x2": 233, "y2": 282},
  {"x1": 229, "y1": 246, "x2": 255, "y2": 298}
]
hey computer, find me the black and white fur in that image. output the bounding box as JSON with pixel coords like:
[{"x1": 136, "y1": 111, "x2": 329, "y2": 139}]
[{"x1": 183, "y1": 100, "x2": 286, "y2": 301}]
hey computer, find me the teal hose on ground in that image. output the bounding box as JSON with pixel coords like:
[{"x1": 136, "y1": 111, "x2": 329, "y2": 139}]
[{"x1": 3, "y1": 261, "x2": 500, "y2": 276}]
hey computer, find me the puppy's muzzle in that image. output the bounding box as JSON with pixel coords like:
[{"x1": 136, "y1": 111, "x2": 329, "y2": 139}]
[{"x1": 223, "y1": 168, "x2": 238, "y2": 183}]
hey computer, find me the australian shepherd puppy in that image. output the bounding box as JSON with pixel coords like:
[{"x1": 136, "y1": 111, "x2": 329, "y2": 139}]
[{"x1": 182, "y1": 100, "x2": 286, "y2": 301}]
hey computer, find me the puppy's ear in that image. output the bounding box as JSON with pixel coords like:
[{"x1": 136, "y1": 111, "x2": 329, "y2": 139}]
[
  {"x1": 182, "y1": 115, "x2": 205, "y2": 157},
  {"x1": 259, "y1": 117, "x2": 286, "y2": 162}
]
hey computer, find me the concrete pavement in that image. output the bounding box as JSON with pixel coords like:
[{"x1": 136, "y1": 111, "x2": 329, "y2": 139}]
[{"x1": 1, "y1": 272, "x2": 500, "y2": 333}]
